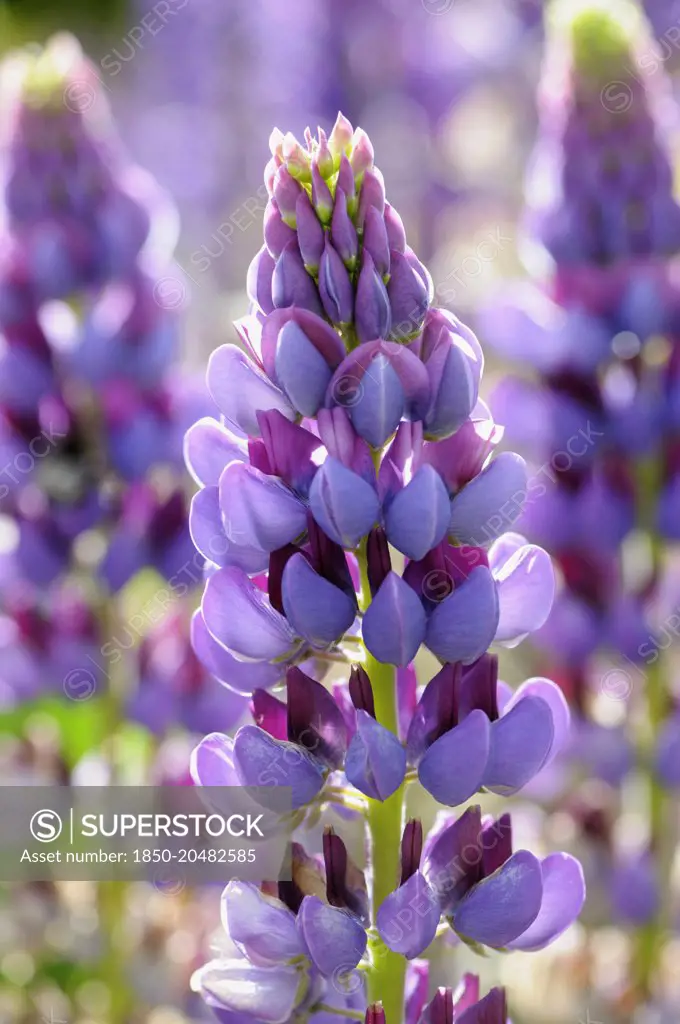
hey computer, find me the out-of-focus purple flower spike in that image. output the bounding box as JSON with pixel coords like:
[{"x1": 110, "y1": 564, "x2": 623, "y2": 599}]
[{"x1": 365, "y1": 1004, "x2": 385, "y2": 1024}]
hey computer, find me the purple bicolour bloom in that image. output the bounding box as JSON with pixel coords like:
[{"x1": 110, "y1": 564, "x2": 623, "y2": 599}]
[
  {"x1": 198, "y1": 525, "x2": 357, "y2": 681},
  {"x1": 191, "y1": 666, "x2": 348, "y2": 809},
  {"x1": 344, "y1": 665, "x2": 407, "y2": 801},
  {"x1": 420, "y1": 807, "x2": 585, "y2": 953},
  {"x1": 191, "y1": 837, "x2": 367, "y2": 1023},
  {"x1": 410, "y1": 974, "x2": 509, "y2": 1024},
  {"x1": 407, "y1": 656, "x2": 570, "y2": 806}
]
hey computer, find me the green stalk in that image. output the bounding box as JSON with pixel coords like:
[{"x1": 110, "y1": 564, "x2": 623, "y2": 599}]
[
  {"x1": 632, "y1": 462, "x2": 670, "y2": 998},
  {"x1": 358, "y1": 545, "x2": 407, "y2": 1021},
  {"x1": 96, "y1": 598, "x2": 134, "y2": 1023}
]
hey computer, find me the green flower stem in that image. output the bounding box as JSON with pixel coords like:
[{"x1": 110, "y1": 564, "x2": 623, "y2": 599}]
[
  {"x1": 96, "y1": 598, "x2": 134, "y2": 1024},
  {"x1": 358, "y1": 544, "x2": 407, "y2": 1021},
  {"x1": 632, "y1": 463, "x2": 670, "y2": 998}
]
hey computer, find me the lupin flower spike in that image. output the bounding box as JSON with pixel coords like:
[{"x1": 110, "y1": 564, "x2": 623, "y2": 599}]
[{"x1": 186, "y1": 113, "x2": 583, "y2": 1023}]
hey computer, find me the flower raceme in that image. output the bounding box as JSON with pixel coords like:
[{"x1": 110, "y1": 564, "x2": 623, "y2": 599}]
[{"x1": 185, "y1": 113, "x2": 585, "y2": 1023}]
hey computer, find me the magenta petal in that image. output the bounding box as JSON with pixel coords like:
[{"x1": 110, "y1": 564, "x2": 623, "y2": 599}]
[
  {"x1": 451, "y1": 850, "x2": 543, "y2": 948},
  {"x1": 484, "y1": 696, "x2": 554, "y2": 795},
  {"x1": 426, "y1": 567, "x2": 499, "y2": 665},
  {"x1": 457, "y1": 988, "x2": 508, "y2": 1024},
  {"x1": 507, "y1": 853, "x2": 585, "y2": 951},
  {"x1": 203, "y1": 566, "x2": 298, "y2": 662},
  {"x1": 207, "y1": 345, "x2": 295, "y2": 438},
  {"x1": 418, "y1": 710, "x2": 490, "y2": 806},
  {"x1": 184, "y1": 417, "x2": 246, "y2": 487},
  {"x1": 376, "y1": 871, "x2": 440, "y2": 959},
  {"x1": 297, "y1": 895, "x2": 367, "y2": 976},
  {"x1": 362, "y1": 572, "x2": 427, "y2": 666}
]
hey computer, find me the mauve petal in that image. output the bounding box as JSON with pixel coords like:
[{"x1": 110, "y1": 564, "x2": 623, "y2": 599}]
[
  {"x1": 309, "y1": 457, "x2": 380, "y2": 548},
  {"x1": 388, "y1": 250, "x2": 429, "y2": 342},
  {"x1": 191, "y1": 611, "x2": 283, "y2": 695},
  {"x1": 282, "y1": 553, "x2": 357, "y2": 648},
  {"x1": 363, "y1": 572, "x2": 427, "y2": 666},
  {"x1": 422, "y1": 806, "x2": 484, "y2": 913},
  {"x1": 197, "y1": 960, "x2": 305, "y2": 1024},
  {"x1": 450, "y1": 973, "x2": 481, "y2": 1013},
  {"x1": 493, "y1": 543, "x2": 555, "y2": 645},
  {"x1": 457, "y1": 988, "x2": 508, "y2": 1024},
  {"x1": 203, "y1": 566, "x2": 297, "y2": 662},
  {"x1": 319, "y1": 239, "x2": 354, "y2": 323},
  {"x1": 261, "y1": 308, "x2": 346, "y2": 381},
  {"x1": 190, "y1": 732, "x2": 239, "y2": 786},
  {"x1": 363, "y1": 206, "x2": 389, "y2": 276},
  {"x1": 448, "y1": 453, "x2": 527, "y2": 547},
  {"x1": 426, "y1": 567, "x2": 499, "y2": 665},
  {"x1": 350, "y1": 354, "x2": 405, "y2": 448},
  {"x1": 418, "y1": 710, "x2": 490, "y2": 806},
  {"x1": 384, "y1": 466, "x2": 450, "y2": 561},
  {"x1": 275, "y1": 320, "x2": 333, "y2": 417},
  {"x1": 184, "y1": 417, "x2": 246, "y2": 487},
  {"x1": 252, "y1": 689, "x2": 288, "y2": 739},
  {"x1": 273, "y1": 240, "x2": 323, "y2": 315},
  {"x1": 507, "y1": 853, "x2": 585, "y2": 951},
  {"x1": 207, "y1": 346, "x2": 295, "y2": 438},
  {"x1": 502, "y1": 678, "x2": 571, "y2": 767},
  {"x1": 376, "y1": 871, "x2": 440, "y2": 959},
  {"x1": 190, "y1": 487, "x2": 268, "y2": 574},
  {"x1": 224, "y1": 880, "x2": 304, "y2": 965},
  {"x1": 247, "y1": 246, "x2": 275, "y2": 315},
  {"x1": 355, "y1": 250, "x2": 391, "y2": 343},
  {"x1": 345, "y1": 709, "x2": 406, "y2": 801},
  {"x1": 232, "y1": 725, "x2": 325, "y2": 808},
  {"x1": 219, "y1": 462, "x2": 307, "y2": 553},
  {"x1": 484, "y1": 696, "x2": 554, "y2": 796},
  {"x1": 451, "y1": 850, "x2": 543, "y2": 949},
  {"x1": 424, "y1": 330, "x2": 482, "y2": 439},
  {"x1": 487, "y1": 532, "x2": 526, "y2": 573},
  {"x1": 297, "y1": 895, "x2": 367, "y2": 976}
]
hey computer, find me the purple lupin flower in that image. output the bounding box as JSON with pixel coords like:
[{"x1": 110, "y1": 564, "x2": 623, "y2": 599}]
[{"x1": 186, "y1": 113, "x2": 582, "y2": 1021}]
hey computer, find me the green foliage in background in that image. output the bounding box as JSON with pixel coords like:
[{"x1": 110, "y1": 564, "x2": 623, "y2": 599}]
[{"x1": 0, "y1": 0, "x2": 128, "y2": 53}]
